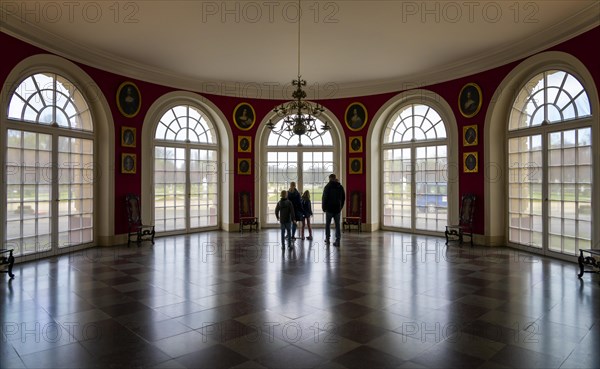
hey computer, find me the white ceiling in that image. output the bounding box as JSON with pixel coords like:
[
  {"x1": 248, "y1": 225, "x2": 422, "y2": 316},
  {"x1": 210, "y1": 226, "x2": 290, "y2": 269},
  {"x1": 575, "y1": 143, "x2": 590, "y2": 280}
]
[{"x1": 2, "y1": 1, "x2": 598, "y2": 98}]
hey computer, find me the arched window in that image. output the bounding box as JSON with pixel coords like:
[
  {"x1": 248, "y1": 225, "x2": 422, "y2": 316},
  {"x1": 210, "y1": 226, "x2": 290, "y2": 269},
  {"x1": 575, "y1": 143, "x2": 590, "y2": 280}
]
[
  {"x1": 265, "y1": 118, "x2": 334, "y2": 225},
  {"x1": 154, "y1": 105, "x2": 218, "y2": 233},
  {"x1": 382, "y1": 104, "x2": 448, "y2": 232},
  {"x1": 8, "y1": 73, "x2": 93, "y2": 130},
  {"x1": 5, "y1": 73, "x2": 94, "y2": 256},
  {"x1": 508, "y1": 70, "x2": 592, "y2": 255}
]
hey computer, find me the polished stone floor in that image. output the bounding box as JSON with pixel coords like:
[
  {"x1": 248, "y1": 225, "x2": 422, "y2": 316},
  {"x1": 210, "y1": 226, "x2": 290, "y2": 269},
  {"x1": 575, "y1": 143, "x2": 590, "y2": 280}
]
[{"x1": 1, "y1": 230, "x2": 599, "y2": 368}]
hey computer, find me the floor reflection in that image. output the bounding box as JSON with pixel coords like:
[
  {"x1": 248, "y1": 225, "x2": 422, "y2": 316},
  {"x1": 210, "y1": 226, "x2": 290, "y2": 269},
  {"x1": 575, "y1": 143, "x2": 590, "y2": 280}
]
[{"x1": 1, "y1": 229, "x2": 599, "y2": 368}]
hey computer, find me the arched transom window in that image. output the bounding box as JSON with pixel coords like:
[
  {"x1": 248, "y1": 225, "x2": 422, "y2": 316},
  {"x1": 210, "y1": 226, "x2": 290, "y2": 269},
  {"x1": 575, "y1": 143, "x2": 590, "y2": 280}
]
[
  {"x1": 510, "y1": 70, "x2": 591, "y2": 130},
  {"x1": 9, "y1": 73, "x2": 92, "y2": 131}
]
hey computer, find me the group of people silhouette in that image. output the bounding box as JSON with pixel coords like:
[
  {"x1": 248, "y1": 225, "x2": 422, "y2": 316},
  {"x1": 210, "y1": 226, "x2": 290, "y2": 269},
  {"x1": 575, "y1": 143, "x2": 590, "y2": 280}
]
[{"x1": 275, "y1": 174, "x2": 345, "y2": 249}]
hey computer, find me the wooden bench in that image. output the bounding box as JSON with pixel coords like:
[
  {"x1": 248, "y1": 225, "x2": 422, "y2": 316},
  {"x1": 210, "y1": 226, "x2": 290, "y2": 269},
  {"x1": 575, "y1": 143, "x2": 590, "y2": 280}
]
[
  {"x1": 577, "y1": 249, "x2": 600, "y2": 283},
  {"x1": 0, "y1": 248, "x2": 15, "y2": 279}
]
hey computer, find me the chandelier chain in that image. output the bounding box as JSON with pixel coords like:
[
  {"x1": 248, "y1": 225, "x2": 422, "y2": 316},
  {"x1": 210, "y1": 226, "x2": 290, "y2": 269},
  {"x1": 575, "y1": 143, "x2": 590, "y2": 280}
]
[
  {"x1": 267, "y1": 0, "x2": 331, "y2": 141},
  {"x1": 297, "y1": 0, "x2": 301, "y2": 78}
]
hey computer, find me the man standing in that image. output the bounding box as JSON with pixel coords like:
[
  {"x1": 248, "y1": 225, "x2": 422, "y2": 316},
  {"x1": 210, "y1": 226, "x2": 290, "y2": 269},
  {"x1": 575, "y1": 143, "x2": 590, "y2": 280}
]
[
  {"x1": 275, "y1": 190, "x2": 295, "y2": 250},
  {"x1": 322, "y1": 174, "x2": 345, "y2": 247},
  {"x1": 287, "y1": 182, "x2": 304, "y2": 239}
]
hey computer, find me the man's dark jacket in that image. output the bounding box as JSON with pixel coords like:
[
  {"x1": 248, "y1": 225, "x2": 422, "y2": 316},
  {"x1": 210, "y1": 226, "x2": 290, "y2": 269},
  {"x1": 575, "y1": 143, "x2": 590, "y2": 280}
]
[
  {"x1": 322, "y1": 180, "x2": 345, "y2": 214},
  {"x1": 288, "y1": 188, "x2": 304, "y2": 219}
]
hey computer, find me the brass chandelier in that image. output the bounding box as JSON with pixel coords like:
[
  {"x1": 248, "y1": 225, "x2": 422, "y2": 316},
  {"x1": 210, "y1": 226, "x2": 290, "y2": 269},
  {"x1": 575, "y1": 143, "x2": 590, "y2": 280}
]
[{"x1": 266, "y1": 0, "x2": 330, "y2": 140}]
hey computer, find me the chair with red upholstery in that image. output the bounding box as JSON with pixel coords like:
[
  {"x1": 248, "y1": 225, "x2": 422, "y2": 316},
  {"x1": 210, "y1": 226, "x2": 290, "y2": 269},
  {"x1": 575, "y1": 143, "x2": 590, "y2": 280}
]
[
  {"x1": 125, "y1": 193, "x2": 155, "y2": 246},
  {"x1": 239, "y1": 191, "x2": 259, "y2": 233},
  {"x1": 343, "y1": 191, "x2": 362, "y2": 233},
  {"x1": 445, "y1": 193, "x2": 475, "y2": 246}
]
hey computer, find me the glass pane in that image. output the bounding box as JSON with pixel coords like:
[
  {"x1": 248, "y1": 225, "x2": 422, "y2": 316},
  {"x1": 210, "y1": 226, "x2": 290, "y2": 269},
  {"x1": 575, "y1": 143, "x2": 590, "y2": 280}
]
[
  {"x1": 57, "y1": 137, "x2": 94, "y2": 248},
  {"x1": 507, "y1": 135, "x2": 542, "y2": 248},
  {"x1": 301, "y1": 152, "x2": 336, "y2": 225},
  {"x1": 189, "y1": 149, "x2": 218, "y2": 228},
  {"x1": 264, "y1": 151, "x2": 333, "y2": 225},
  {"x1": 383, "y1": 149, "x2": 413, "y2": 229},
  {"x1": 542, "y1": 127, "x2": 592, "y2": 254},
  {"x1": 154, "y1": 145, "x2": 187, "y2": 232},
  {"x1": 4, "y1": 130, "x2": 55, "y2": 256}
]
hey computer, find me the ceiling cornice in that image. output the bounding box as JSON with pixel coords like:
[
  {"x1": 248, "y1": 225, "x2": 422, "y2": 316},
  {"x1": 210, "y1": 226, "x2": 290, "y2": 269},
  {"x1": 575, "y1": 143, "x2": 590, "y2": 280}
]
[{"x1": 2, "y1": 3, "x2": 598, "y2": 100}]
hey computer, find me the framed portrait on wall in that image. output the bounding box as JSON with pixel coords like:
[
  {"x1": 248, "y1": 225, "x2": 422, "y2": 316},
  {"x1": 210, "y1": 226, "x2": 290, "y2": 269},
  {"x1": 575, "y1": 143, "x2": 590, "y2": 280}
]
[
  {"x1": 345, "y1": 102, "x2": 368, "y2": 131},
  {"x1": 121, "y1": 126, "x2": 136, "y2": 147},
  {"x1": 349, "y1": 158, "x2": 363, "y2": 174},
  {"x1": 116, "y1": 81, "x2": 141, "y2": 118},
  {"x1": 238, "y1": 158, "x2": 251, "y2": 175},
  {"x1": 121, "y1": 153, "x2": 136, "y2": 174},
  {"x1": 238, "y1": 136, "x2": 251, "y2": 153},
  {"x1": 463, "y1": 152, "x2": 478, "y2": 173},
  {"x1": 233, "y1": 102, "x2": 256, "y2": 130},
  {"x1": 349, "y1": 136, "x2": 363, "y2": 153},
  {"x1": 458, "y1": 83, "x2": 482, "y2": 118},
  {"x1": 463, "y1": 125, "x2": 478, "y2": 146}
]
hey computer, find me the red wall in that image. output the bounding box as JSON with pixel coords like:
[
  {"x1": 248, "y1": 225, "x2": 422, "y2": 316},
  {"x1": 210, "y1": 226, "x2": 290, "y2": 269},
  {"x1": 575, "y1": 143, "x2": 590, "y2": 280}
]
[{"x1": 1, "y1": 27, "x2": 599, "y2": 235}]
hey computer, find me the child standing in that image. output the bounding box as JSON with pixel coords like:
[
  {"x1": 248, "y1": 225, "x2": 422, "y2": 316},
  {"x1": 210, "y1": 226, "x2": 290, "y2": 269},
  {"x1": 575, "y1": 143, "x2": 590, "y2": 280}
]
[
  {"x1": 275, "y1": 190, "x2": 295, "y2": 249},
  {"x1": 301, "y1": 190, "x2": 313, "y2": 240}
]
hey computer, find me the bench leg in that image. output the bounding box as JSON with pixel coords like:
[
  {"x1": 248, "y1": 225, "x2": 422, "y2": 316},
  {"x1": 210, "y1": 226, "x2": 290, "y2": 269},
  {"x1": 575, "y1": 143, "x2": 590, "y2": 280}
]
[
  {"x1": 7, "y1": 254, "x2": 14, "y2": 279},
  {"x1": 1, "y1": 251, "x2": 15, "y2": 279},
  {"x1": 578, "y1": 250, "x2": 585, "y2": 278}
]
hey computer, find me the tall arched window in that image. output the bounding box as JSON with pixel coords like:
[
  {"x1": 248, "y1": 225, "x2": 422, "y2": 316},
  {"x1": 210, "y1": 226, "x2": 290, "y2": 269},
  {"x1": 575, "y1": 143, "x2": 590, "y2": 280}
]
[
  {"x1": 5, "y1": 73, "x2": 94, "y2": 256},
  {"x1": 382, "y1": 104, "x2": 448, "y2": 232},
  {"x1": 508, "y1": 70, "x2": 592, "y2": 255},
  {"x1": 265, "y1": 118, "x2": 335, "y2": 225},
  {"x1": 154, "y1": 105, "x2": 218, "y2": 233}
]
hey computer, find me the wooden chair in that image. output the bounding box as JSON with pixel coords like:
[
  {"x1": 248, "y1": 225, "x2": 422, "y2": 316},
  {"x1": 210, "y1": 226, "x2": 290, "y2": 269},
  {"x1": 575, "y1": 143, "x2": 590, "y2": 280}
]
[
  {"x1": 0, "y1": 248, "x2": 15, "y2": 279},
  {"x1": 239, "y1": 191, "x2": 259, "y2": 233},
  {"x1": 125, "y1": 193, "x2": 155, "y2": 246},
  {"x1": 445, "y1": 193, "x2": 476, "y2": 246},
  {"x1": 343, "y1": 191, "x2": 362, "y2": 232}
]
